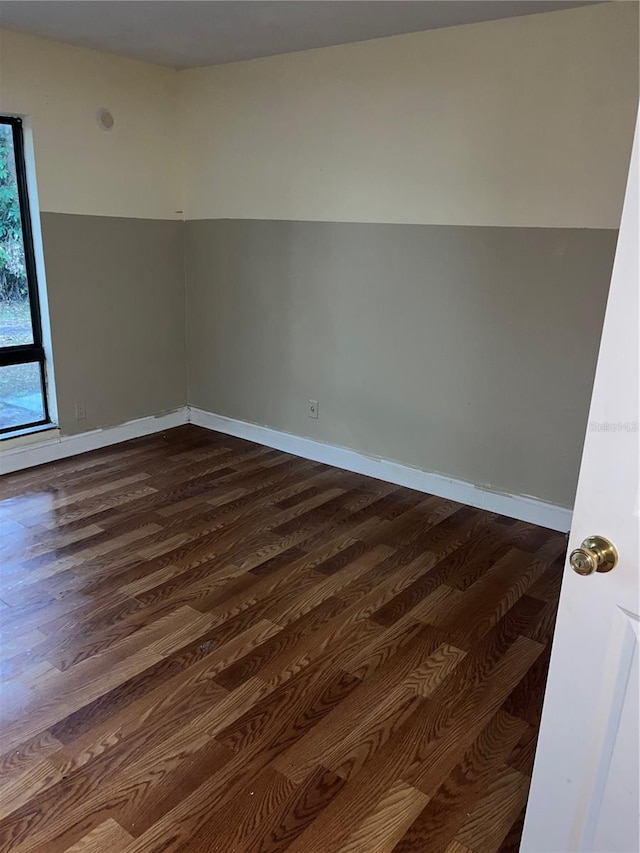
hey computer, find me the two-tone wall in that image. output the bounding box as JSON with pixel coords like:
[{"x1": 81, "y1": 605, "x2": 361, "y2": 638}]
[
  {"x1": 1, "y1": 3, "x2": 638, "y2": 511},
  {"x1": 0, "y1": 29, "x2": 185, "y2": 434},
  {"x1": 181, "y1": 2, "x2": 639, "y2": 510}
]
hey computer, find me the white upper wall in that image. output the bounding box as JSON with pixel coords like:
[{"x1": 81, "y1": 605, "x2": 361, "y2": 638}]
[
  {"x1": 179, "y1": 2, "x2": 638, "y2": 228},
  {"x1": 0, "y1": 3, "x2": 637, "y2": 224},
  {"x1": 0, "y1": 28, "x2": 181, "y2": 219}
]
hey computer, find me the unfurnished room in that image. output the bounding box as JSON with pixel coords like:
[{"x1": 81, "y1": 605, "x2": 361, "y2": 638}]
[{"x1": 0, "y1": 1, "x2": 638, "y2": 851}]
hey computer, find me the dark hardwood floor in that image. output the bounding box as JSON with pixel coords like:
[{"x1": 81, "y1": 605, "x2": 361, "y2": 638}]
[{"x1": 0, "y1": 425, "x2": 566, "y2": 852}]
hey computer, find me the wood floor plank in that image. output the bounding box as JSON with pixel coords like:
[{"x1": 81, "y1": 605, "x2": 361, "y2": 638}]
[
  {"x1": 0, "y1": 425, "x2": 565, "y2": 852},
  {"x1": 271, "y1": 626, "x2": 440, "y2": 784},
  {"x1": 444, "y1": 843, "x2": 473, "y2": 853},
  {"x1": 0, "y1": 605, "x2": 210, "y2": 751},
  {"x1": 243, "y1": 765, "x2": 348, "y2": 853},
  {"x1": 402, "y1": 643, "x2": 468, "y2": 697},
  {"x1": 214, "y1": 596, "x2": 347, "y2": 691},
  {"x1": 324, "y1": 684, "x2": 423, "y2": 780},
  {"x1": 454, "y1": 765, "x2": 530, "y2": 853},
  {"x1": 392, "y1": 710, "x2": 527, "y2": 853},
  {"x1": 337, "y1": 779, "x2": 429, "y2": 852},
  {"x1": 403, "y1": 636, "x2": 544, "y2": 795},
  {"x1": 47, "y1": 616, "x2": 278, "y2": 751},
  {"x1": 177, "y1": 766, "x2": 298, "y2": 852},
  {"x1": 0, "y1": 754, "x2": 63, "y2": 820},
  {"x1": 62, "y1": 818, "x2": 134, "y2": 852},
  {"x1": 283, "y1": 701, "x2": 439, "y2": 853}
]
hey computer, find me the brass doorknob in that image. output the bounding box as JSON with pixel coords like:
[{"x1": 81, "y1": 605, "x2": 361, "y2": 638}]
[{"x1": 569, "y1": 536, "x2": 618, "y2": 576}]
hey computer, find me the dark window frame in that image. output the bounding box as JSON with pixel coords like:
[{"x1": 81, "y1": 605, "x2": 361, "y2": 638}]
[{"x1": 0, "y1": 115, "x2": 50, "y2": 435}]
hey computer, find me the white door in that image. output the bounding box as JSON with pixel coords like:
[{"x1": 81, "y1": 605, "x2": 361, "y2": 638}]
[{"x1": 520, "y1": 115, "x2": 639, "y2": 853}]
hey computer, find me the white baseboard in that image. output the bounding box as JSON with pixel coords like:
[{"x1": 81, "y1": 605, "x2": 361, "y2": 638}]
[
  {"x1": 190, "y1": 407, "x2": 572, "y2": 532},
  {"x1": 1, "y1": 403, "x2": 572, "y2": 532},
  {"x1": 0, "y1": 408, "x2": 188, "y2": 475}
]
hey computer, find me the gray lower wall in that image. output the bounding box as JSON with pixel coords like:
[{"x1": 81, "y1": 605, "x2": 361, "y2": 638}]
[
  {"x1": 35, "y1": 214, "x2": 616, "y2": 508},
  {"x1": 185, "y1": 219, "x2": 618, "y2": 509},
  {"x1": 41, "y1": 213, "x2": 186, "y2": 435}
]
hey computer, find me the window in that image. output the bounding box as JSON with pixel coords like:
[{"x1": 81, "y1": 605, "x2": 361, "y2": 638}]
[{"x1": 0, "y1": 117, "x2": 50, "y2": 434}]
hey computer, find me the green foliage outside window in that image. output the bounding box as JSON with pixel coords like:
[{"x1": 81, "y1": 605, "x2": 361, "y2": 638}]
[{"x1": 0, "y1": 124, "x2": 28, "y2": 302}]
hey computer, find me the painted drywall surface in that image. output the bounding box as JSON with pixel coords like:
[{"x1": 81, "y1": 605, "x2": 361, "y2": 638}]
[
  {"x1": 0, "y1": 5, "x2": 635, "y2": 514},
  {"x1": 179, "y1": 2, "x2": 638, "y2": 228},
  {"x1": 185, "y1": 219, "x2": 617, "y2": 508},
  {"x1": 41, "y1": 214, "x2": 186, "y2": 434},
  {"x1": 0, "y1": 29, "x2": 181, "y2": 219},
  {"x1": 0, "y1": 30, "x2": 184, "y2": 437}
]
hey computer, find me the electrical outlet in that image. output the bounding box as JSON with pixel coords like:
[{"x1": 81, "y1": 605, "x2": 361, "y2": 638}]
[
  {"x1": 75, "y1": 401, "x2": 86, "y2": 421},
  {"x1": 308, "y1": 399, "x2": 319, "y2": 419}
]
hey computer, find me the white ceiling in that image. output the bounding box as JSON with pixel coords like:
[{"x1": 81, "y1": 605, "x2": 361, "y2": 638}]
[{"x1": 0, "y1": 1, "x2": 602, "y2": 69}]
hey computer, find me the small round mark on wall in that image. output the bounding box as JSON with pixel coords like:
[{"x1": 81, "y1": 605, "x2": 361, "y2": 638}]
[{"x1": 96, "y1": 108, "x2": 114, "y2": 131}]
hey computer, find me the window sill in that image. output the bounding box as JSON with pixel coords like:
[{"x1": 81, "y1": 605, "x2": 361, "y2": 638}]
[{"x1": 0, "y1": 423, "x2": 59, "y2": 448}]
